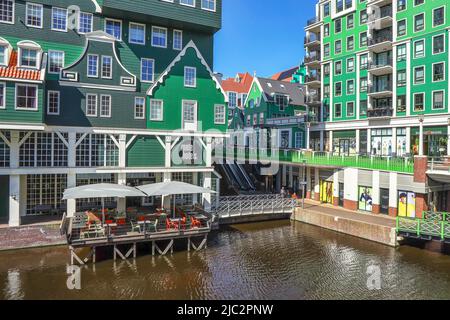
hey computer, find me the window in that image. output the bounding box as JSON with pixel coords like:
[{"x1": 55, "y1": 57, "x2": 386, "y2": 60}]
[
  {"x1": 51, "y1": 7, "x2": 67, "y2": 31},
  {"x1": 433, "y1": 91, "x2": 444, "y2": 110},
  {"x1": 16, "y1": 84, "x2": 37, "y2": 110},
  {"x1": 347, "y1": 102, "x2": 354, "y2": 117},
  {"x1": 47, "y1": 91, "x2": 60, "y2": 115},
  {"x1": 347, "y1": 36, "x2": 354, "y2": 51},
  {"x1": 20, "y1": 48, "x2": 38, "y2": 68},
  {"x1": 201, "y1": 0, "x2": 215, "y2": 11},
  {"x1": 129, "y1": 23, "x2": 145, "y2": 45},
  {"x1": 360, "y1": 54, "x2": 368, "y2": 69},
  {"x1": 173, "y1": 30, "x2": 183, "y2": 50},
  {"x1": 347, "y1": 14, "x2": 354, "y2": 29},
  {"x1": 184, "y1": 67, "x2": 196, "y2": 87},
  {"x1": 335, "y1": 82, "x2": 342, "y2": 96},
  {"x1": 100, "y1": 95, "x2": 111, "y2": 117},
  {"x1": 397, "y1": 0, "x2": 406, "y2": 11},
  {"x1": 0, "y1": 0, "x2": 14, "y2": 23},
  {"x1": 0, "y1": 82, "x2": 5, "y2": 108},
  {"x1": 433, "y1": 35, "x2": 445, "y2": 54},
  {"x1": 360, "y1": 100, "x2": 367, "y2": 116},
  {"x1": 335, "y1": 40, "x2": 342, "y2": 54},
  {"x1": 84, "y1": 94, "x2": 97, "y2": 116},
  {"x1": 78, "y1": 12, "x2": 92, "y2": 33},
  {"x1": 360, "y1": 77, "x2": 368, "y2": 92},
  {"x1": 335, "y1": 18, "x2": 341, "y2": 33},
  {"x1": 360, "y1": 9, "x2": 368, "y2": 24},
  {"x1": 347, "y1": 58, "x2": 354, "y2": 72},
  {"x1": 134, "y1": 97, "x2": 145, "y2": 119},
  {"x1": 347, "y1": 80, "x2": 354, "y2": 94},
  {"x1": 26, "y1": 3, "x2": 43, "y2": 28},
  {"x1": 433, "y1": 63, "x2": 445, "y2": 82},
  {"x1": 335, "y1": 61, "x2": 342, "y2": 75},
  {"x1": 180, "y1": 0, "x2": 195, "y2": 7},
  {"x1": 324, "y1": 44, "x2": 330, "y2": 57},
  {"x1": 414, "y1": 40, "x2": 424, "y2": 58},
  {"x1": 323, "y1": 2, "x2": 330, "y2": 17},
  {"x1": 397, "y1": 95, "x2": 406, "y2": 113},
  {"x1": 228, "y1": 92, "x2": 237, "y2": 108},
  {"x1": 414, "y1": 14, "x2": 424, "y2": 32},
  {"x1": 101, "y1": 56, "x2": 112, "y2": 79},
  {"x1": 397, "y1": 19, "x2": 406, "y2": 36},
  {"x1": 397, "y1": 70, "x2": 406, "y2": 87},
  {"x1": 336, "y1": 0, "x2": 343, "y2": 13},
  {"x1": 214, "y1": 105, "x2": 225, "y2": 124},
  {"x1": 48, "y1": 51, "x2": 64, "y2": 74},
  {"x1": 105, "y1": 19, "x2": 122, "y2": 41},
  {"x1": 150, "y1": 99, "x2": 163, "y2": 121},
  {"x1": 141, "y1": 58, "x2": 154, "y2": 82},
  {"x1": 397, "y1": 44, "x2": 407, "y2": 61},
  {"x1": 414, "y1": 66, "x2": 425, "y2": 84},
  {"x1": 324, "y1": 24, "x2": 330, "y2": 37},
  {"x1": 360, "y1": 32, "x2": 367, "y2": 47},
  {"x1": 433, "y1": 7, "x2": 445, "y2": 27},
  {"x1": 0, "y1": 45, "x2": 5, "y2": 65},
  {"x1": 335, "y1": 103, "x2": 342, "y2": 118},
  {"x1": 414, "y1": 93, "x2": 424, "y2": 112},
  {"x1": 275, "y1": 94, "x2": 288, "y2": 110},
  {"x1": 152, "y1": 26, "x2": 167, "y2": 48},
  {"x1": 87, "y1": 55, "x2": 98, "y2": 77},
  {"x1": 324, "y1": 63, "x2": 330, "y2": 76}
]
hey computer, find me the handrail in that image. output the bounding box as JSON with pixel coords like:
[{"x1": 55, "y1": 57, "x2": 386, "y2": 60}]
[{"x1": 397, "y1": 213, "x2": 450, "y2": 240}]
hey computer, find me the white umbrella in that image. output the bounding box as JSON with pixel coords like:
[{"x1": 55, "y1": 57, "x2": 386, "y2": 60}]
[
  {"x1": 63, "y1": 183, "x2": 147, "y2": 223},
  {"x1": 137, "y1": 181, "x2": 216, "y2": 218}
]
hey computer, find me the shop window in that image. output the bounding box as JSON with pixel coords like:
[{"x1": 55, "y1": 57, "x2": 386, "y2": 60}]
[
  {"x1": 358, "y1": 186, "x2": 373, "y2": 212},
  {"x1": 398, "y1": 191, "x2": 416, "y2": 218}
]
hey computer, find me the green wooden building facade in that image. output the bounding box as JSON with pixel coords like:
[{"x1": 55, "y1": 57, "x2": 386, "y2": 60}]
[{"x1": 0, "y1": 0, "x2": 227, "y2": 226}]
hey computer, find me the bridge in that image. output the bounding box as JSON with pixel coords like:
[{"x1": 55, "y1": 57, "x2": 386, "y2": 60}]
[
  {"x1": 397, "y1": 212, "x2": 450, "y2": 243},
  {"x1": 213, "y1": 194, "x2": 296, "y2": 224},
  {"x1": 214, "y1": 146, "x2": 415, "y2": 174}
]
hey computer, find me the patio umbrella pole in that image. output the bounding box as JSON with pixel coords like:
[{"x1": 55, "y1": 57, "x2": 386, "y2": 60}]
[{"x1": 102, "y1": 198, "x2": 105, "y2": 225}]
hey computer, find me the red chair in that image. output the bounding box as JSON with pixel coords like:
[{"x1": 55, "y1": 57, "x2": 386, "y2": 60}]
[
  {"x1": 138, "y1": 216, "x2": 146, "y2": 222},
  {"x1": 116, "y1": 218, "x2": 126, "y2": 226},
  {"x1": 191, "y1": 217, "x2": 201, "y2": 228},
  {"x1": 166, "y1": 218, "x2": 179, "y2": 230}
]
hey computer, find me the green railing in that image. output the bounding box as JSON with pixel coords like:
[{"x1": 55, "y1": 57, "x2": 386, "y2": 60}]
[
  {"x1": 396, "y1": 212, "x2": 450, "y2": 240},
  {"x1": 218, "y1": 147, "x2": 414, "y2": 174}
]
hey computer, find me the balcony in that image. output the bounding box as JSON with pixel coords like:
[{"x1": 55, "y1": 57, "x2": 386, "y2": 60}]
[
  {"x1": 368, "y1": 83, "x2": 392, "y2": 98},
  {"x1": 306, "y1": 94, "x2": 321, "y2": 106},
  {"x1": 304, "y1": 51, "x2": 321, "y2": 68},
  {"x1": 304, "y1": 35, "x2": 321, "y2": 49},
  {"x1": 305, "y1": 74, "x2": 321, "y2": 88},
  {"x1": 368, "y1": 32, "x2": 393, "y2": 53},
  {"x1": 367, "y1": 107, "x2": 393, "y2": 119},
  {"x1": 368, "y1": 5, "x2": 393, "y2": 29},
  {"x1": 368, "y1": 58, "x2": 393, "y2": 76},
  {"x1": 306, "y1": 17, "x2": 322, "y2": 32}
]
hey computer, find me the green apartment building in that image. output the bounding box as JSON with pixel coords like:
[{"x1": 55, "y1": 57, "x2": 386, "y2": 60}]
[
  {"x1": 0, "y1": 0, "x2": 228, "y2": 226},
  {"x1": 300, "y1": 0, "x2": 450, "y2": 217}
]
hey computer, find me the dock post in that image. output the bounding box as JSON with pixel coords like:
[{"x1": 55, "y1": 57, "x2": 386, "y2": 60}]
[
  {"x1": 113, "y1": 245, "x2": 117, "y2": 261},
  {"x1": 92, "y1": 247, "x2": 96, "y2": 264},
  {"x1": 133, "y1": 243, "x2": 137, "y2": 259},
  {"x1": 188, "y1": 237, "x2": 191, "y2": 252},
  {"x1": 152, "y1": 241, "x2": 155, "y2": 256}
]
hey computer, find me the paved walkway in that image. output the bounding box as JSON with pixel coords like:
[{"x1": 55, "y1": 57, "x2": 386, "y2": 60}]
[
  {"x1": 0, "y1": 223, "x2": 65, "y2": 251},
  {"x1": 300, "y1": 199, "x2": 396, "y2": 228}
]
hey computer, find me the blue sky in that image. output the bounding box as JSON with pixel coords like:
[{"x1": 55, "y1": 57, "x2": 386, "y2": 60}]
[{"x1": 214, "y1": 0, "x2": 316, "y2": 79}]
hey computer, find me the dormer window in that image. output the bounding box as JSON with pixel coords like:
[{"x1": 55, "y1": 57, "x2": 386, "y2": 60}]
[
  {"x1": 275, "y1": 94, "x2": 288, "y2": 111},
  {"x1": 17, "y1": 41, "x2": 42, "y2": 69},
  {"x1": 0, "y1": 37, "x2": 11, "y2": 66},
  {"x1": 0, "y1": 45, "x2": 6, "y2": 65}
]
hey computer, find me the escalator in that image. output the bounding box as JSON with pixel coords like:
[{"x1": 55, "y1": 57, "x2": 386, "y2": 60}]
[{"x1": 219, "y1": 161, "x2": 256, "y2": 192}]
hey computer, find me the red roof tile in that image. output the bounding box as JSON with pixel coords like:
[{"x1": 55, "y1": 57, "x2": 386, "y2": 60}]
[
  {"x1": 221, "y1": 72, "x2": 253, "y2": 93},
  {"x1": 271, "y1": 67, "x2": 298, "y2": 82},
  {"x1": 0, "y1": 51, "x2": 42, "y2": 81}
]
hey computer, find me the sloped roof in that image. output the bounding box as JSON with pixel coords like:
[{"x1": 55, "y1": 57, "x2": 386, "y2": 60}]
[
  {"x1": 221, "y1": 72, "x2": 253, "y2": 94},
  {"x1": 256, "y1": 77, "x2": 305, "y2": 106},
  {"x1": 271, "y1": 66, "x2": 299, "y2": 82},
  {"x1": 0, "y1": 51, "x2": 42, "y2": 81}
]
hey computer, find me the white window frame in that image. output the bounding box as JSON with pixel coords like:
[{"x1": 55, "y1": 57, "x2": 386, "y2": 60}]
[
  {"x1": 129, "y1": 22, "x2": 146, "y2": 45},
  {"x1": 201, "y1": 0, "x2": 216, "y2": 12},
  {"x1": 141, "y1": 58, "x2": 154, "y2": 83},
  {"x1": 77, "y1": 12, "x2": 93, "y2": 34},
  {"x1": 100, "y1": 94, "x2": 112, "y2": 118},
  {"x1": 134, "y1": 97, "x2": 145, "y2": 120},
  {"x1": 432, "y1": 90, "x2": 445, "y2": 110},
  {"x1": 25, "y1": 2, "x2": 43, "y2": 29},
  {"x1": 433, "y1": 6, "x2": 446, "y2": 28},
  {"x1": 51, "y1": 7, "x2": 68, "y2": 32},
  {"x1": 173, "y1": 29, "x2": 183, "y2": 50},
  {"x1": 87, "y1": 54, "x2": 99, "y2": 78},
  {"x1": 101, "y1": 55, "x2": 113, "y2": 79},
  {"x1": 432, "y1": 34, "x2": 446, "y2": 55},
  {"x1": 0, "y1": 0, "x2": 14, "y2": 24},
  {"x1": 47, "y1": 90, "x2": 60, "y2": 115},
  {"x1": 182, "y1": 100, "x2": 198, "y2": 131},
  {"x1": 149, "y1": 99, "x2": 164, "y2": 121},
  {"x1": 0, "y1": 82, "x2": 5, "y2": 109},
  {"x1": 104, "y1": 18, "x2": 122, "y2": 41},
  {"x1": 413, "y1": 92, "x2": 425, "y2": 112},
  {"x1": 413, "y1": 65, "x2": 425, "y2": 85},
  {"x1": 86, "y1": 94, "x2": 98, "y2": 117},
  {"x1": 48, "y1": 50, "x2": 65, "y2": 74},
  {"x1": 180, "y1": 0, "x2": 195, "y2": 8},
  {"x1": 184, "y1": 66, "x2": 197, "y2": 88},
  {"x1": 18, "y1": 44, "x2": 41, "y2": 69},
  {"x1": 214, "y1": 104, "x2": 226, "y2": 124},
  {"x1": 432, "y1": 61, "x2": 445, "y2": 83},
  {"x1": 151, "y1": 26, "x2": 168, "y2": 48},
  {"x1": 413, "y1": 39, "x2": 425, "y2": 59},
  {"x1": 15, "y1": 83, "x2": 38, "y2": 111}
]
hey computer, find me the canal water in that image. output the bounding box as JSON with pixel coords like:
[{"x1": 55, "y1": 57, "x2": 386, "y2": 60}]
[{"x1": 1, "y1": 220, "x2": 450, "y2": 300}]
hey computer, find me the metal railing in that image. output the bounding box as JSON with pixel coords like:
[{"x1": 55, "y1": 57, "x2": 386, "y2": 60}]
[
  {"x1": 367, "y1": 108, "x2": 393, "y2": 118},
  {"x1": 307, "y1": 17, "x2": 320, "y2": 26},
  {"x1": 368, "y1": 83, "x2": 393, "y2": 93},
  {"x1": 369, "y1": 58, "x2": 393, "y2": 70},
  {"x1": 369, "y1": 33, "x2": 393, "y2": 46},
  {"x1": 213, "y1": 194, "x2": 295, "y2": 218},
  {"x1": 306, "y1": 74, "x2": 321, "y2": 83},
  {"x1": 305, "y1": 52, "x2": 320, "y2": 64},
  {"x1": 397, "y1": 212, "x2": 450, "y2": 240}
]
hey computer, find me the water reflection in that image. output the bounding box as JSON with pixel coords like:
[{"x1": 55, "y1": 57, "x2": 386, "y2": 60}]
[{"x1": 1, "y1": 220, "x2": 450, "y2": 300}]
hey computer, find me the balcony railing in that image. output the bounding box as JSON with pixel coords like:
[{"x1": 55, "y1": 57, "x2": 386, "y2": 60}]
[
  {"x1": 307, "y1": 17, "x2": 320, "y2": 26},
  {"x1": 370, "y1": 5, "x2": 392, "y2": 20},
  {"x1": 305, "y1": 74, "x2": 321, "y2": 83},
  {"x1": 306, "y1": 95, "x2": 321, "y2": 105},
  {"x1": 369, "y1": 58, "x2": 393, "y2": 70},
  {"x1": 368, "y1": 82, "x2": 392, "y2": 93},
  {"x1": 369, "y1": 33, "x2": 393, "y2": 46},
  {"x1": 305, "y1": 52, "x2": 320, "y2": 64},
  {"x1": 304, "y1": 35, "x2": 320, "y2": 45},
  {"x1": 367, "y1": 108, "x2": 393, "y2": 118}
]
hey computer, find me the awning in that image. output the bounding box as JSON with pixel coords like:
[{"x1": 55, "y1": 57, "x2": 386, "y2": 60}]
[
  {"x1": 137, "y1": 181, "x2": 216, "y2": 197},
  {"x1": 62, "y1": 183, "x2": 147, "y2": 200}
]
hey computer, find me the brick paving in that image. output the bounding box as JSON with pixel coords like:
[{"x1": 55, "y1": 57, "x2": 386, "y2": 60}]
[
  {"x1": 0, "y1": 223, "x2": 66, "y2": 251},
  {"x1": 301, "y1": 199, "x2": 396, "y2": 228}
]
